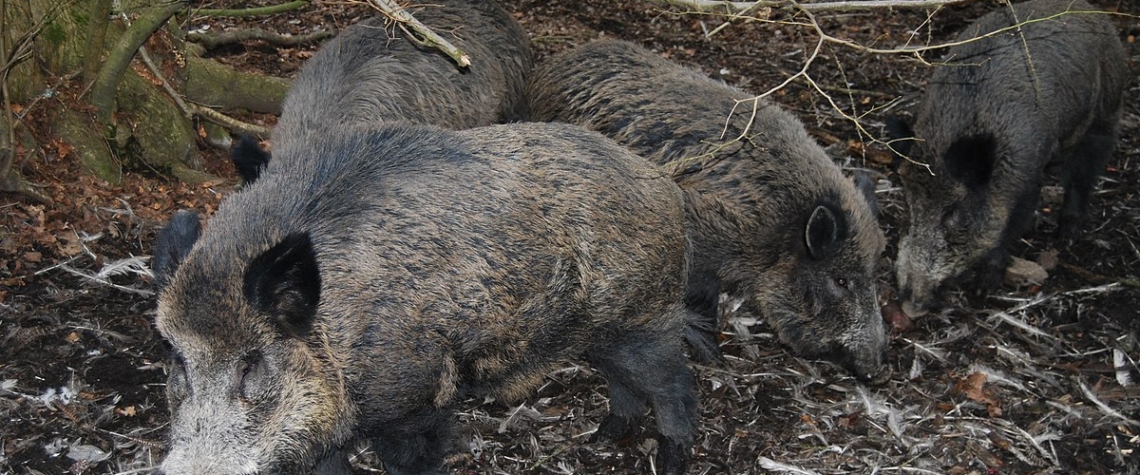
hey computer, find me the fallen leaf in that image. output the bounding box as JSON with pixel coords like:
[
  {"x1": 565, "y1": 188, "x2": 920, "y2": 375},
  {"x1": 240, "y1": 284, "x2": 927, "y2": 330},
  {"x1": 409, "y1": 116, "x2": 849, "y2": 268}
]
[
  {"x1": 115, "y1": 406, "x2": 137, "y2": 417},
  {"x1": 881, "y1": 301, "x2": 913, "y2": 332},
  {"x1": 57, "y1": 141, "x2": 74, "y2": 159},
  {"x1": 23, "y1": 251, "x2": 42, "y2": 263}
]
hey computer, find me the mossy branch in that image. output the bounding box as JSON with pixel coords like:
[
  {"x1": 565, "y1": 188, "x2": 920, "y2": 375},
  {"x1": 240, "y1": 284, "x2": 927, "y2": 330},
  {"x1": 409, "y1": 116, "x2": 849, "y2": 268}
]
[
  {"x1": 90, "y1": 0, "x2": 187, "y2": 123},
  {"x1": 187, "y1": 28, "x2": 334, "y2": 49},
  {"x1": 189, "y1": 1, "x2": 309, "y2": 18},
  {"x1": 83, "y1": 0, "x2": 113, "y2": 84}
]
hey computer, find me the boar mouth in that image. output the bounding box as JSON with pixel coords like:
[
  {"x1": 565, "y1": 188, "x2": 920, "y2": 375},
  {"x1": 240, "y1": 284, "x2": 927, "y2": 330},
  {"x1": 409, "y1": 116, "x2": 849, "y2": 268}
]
[{"x1": 816, "y1": 343, "x2": 890, "y2": 385}]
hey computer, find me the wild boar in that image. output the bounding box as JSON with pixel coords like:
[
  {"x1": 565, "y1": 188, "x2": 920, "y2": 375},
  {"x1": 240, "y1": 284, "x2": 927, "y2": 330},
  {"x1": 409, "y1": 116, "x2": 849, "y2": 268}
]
[
  {"x1": 152, "y1": 121, "x2": 697, "y2": 475},
  {"x1": 527, "y1": 39, "x2": 889, "y2": 382},
  {"x1": 273, "y1": 0, "x2": 533, "y2": 149},
  {"x1": 888, "y1": 0, "x2": 1126, "y2": 317},
  {"x1": 233, "y1": 0, "x2": 534, "y2": 183}
]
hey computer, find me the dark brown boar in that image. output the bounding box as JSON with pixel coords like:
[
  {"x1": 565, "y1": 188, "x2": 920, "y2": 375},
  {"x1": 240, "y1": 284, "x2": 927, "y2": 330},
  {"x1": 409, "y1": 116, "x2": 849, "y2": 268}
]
[
  {"x1": 888, "y1": 0, "x2": 1127, "y2": 317},
  {"x1": 153, "y1": 121, "x2": 696, "y2": 475},
  {"x1": 526, "y1": 39, "x2": 889, "y2": 382},
  {"x1": 233, "y1": 0, "x2": 534, "y2": 182}
]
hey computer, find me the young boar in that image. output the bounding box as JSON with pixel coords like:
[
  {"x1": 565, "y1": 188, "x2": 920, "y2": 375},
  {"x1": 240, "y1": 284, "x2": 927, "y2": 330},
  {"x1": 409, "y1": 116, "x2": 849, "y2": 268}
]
[
  {"x1": 527, "y1": 39, "x2": 889, "y2": 382},
  {"x1": 889, "y1": 0, "x2": 1126, "y2": 317},
  {"x1": 153, "y1": 121, "x2": 697, "y2": 475},
  {"x1": 233, "y1": 0, "x2": 534, "y2": 182}
]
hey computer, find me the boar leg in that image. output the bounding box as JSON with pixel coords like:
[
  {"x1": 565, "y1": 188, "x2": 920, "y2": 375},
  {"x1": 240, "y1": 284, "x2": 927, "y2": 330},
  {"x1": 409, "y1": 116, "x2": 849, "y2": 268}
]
[
  {"x1": 588, "y1": 320, "x2": 696, "y2": 475},
  {"x1": 1059, "y1": 130, "x2": 1117, "y2": 239},
  {"x1": 372, "y1": 408, "x2": 458, "y2": 475},
  {"x1": 313, "y1": 448, "x2": 351, "y2": 475},
  {"x1": 682, "y1": 274, "x2": 722, "y2": 362}
]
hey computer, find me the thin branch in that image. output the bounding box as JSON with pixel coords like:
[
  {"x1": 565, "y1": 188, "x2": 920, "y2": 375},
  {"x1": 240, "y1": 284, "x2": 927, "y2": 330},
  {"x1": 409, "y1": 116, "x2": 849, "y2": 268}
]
[
  {"x1": 358, "y1": 0, "x2": 471, "y2": 68},
  {"x1": 186, "y1": 28, "x2": 335, "y2": 50},
  {"x1": 189, "y1": 1, "x2": 309, "y2": 18},
  {"x1": 137, "y1": 44, "x2": 192, "y2": 119},
  {"x1": 189, "y1": 103, "x2": 271, "y2": 137}
]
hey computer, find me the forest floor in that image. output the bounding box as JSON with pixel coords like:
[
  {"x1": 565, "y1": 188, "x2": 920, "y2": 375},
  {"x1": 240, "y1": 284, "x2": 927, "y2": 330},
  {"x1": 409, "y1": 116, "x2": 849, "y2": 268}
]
[{"x1": 1, "y1": 0, "x2": 1138, "y2": 474}]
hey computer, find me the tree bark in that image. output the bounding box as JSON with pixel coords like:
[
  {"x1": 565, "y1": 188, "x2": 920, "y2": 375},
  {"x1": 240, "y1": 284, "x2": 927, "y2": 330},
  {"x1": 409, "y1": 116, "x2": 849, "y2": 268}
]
[
  {"x1": 0, "y1": 0, "x2": 302, "y2": 191},
  {"x1": 91, "y1": 0, "x2": 187, "y2": 123}
]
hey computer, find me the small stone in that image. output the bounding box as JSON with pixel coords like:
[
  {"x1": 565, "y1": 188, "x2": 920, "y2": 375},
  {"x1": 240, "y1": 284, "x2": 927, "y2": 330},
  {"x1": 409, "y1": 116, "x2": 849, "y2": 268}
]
[
  {"x1": 1035, "y1": 248, "x2": 1060, "y2": 271},
  {"x1": 1040, "y1": 185, "x2": 1065, "y2": 206},
  {"x1": 1004, "y1": 256, "x2": 1048, "y2": 287}
]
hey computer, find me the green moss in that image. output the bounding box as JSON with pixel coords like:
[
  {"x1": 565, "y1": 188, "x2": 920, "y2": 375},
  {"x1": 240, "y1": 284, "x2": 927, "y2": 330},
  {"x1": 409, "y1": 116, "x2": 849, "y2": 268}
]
[
  {"x1": 50, "y1": 107, "x2": 121, "y2": 184},
  {"x1": 42, "y1": 21, "x2": 66, "y2": 46}
]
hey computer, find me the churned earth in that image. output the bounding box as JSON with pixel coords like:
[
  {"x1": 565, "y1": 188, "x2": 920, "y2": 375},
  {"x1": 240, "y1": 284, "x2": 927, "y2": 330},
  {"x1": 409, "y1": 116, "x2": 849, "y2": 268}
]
[{"x1": 1, "y1": 0, "x2": 1138, "y2": 474}]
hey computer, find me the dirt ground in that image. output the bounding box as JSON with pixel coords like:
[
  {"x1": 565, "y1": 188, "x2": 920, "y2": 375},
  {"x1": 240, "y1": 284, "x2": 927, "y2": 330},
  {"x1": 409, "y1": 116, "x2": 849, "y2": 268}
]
[{"x1": 1, "y1": 0, "x2": 1138, "y2": 474}]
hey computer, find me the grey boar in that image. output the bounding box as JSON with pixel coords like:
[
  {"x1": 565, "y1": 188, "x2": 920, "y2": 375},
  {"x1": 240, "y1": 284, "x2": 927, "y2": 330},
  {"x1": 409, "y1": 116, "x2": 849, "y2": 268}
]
[
  {"x1": 235, "y1": 0, "x2": 534, "y2": 183},
  {"x1": 527, "y1": 39, "x2": 889, "y2": 382},
  {"x1": 888, "y1": 0, "x2": 1126, "y2": 317},
  {"x1": 152, "y1": 121, "x2": 697, "y2": 475}
]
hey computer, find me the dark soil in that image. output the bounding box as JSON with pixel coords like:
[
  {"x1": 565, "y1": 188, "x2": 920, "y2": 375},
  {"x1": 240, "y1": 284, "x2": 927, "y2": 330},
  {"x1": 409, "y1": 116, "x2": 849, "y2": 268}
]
[{"x1": 2, "y1": 1, "x2": 1138, "y2": 474}]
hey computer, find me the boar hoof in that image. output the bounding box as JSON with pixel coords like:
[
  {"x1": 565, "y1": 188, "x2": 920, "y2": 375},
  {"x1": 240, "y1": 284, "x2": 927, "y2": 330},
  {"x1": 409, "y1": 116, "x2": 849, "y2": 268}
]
[
  {"x1": 654, "y1": 435, "x2": 690, "y2": 475},
  {"x1": 591, "y1": 414, "x2": 638, "y2": 443}
]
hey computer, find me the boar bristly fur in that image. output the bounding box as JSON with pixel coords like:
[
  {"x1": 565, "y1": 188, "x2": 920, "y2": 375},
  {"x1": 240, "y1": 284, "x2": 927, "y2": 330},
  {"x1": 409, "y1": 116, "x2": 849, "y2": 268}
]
[
  {"x1": 154, "y1": 122, "x2": 696, "y2": 475},
  {"x1": 274, "y1": 0, "x2": 532, "y2": 145},
  {"x1": 890, "y1": 0, "x2": 1126, "y2": 316},
  {"x1": 234, "y1": 0, "x2": 533, "y2": 184},
  {"x1": 527, "y1": 39, "x2": 889, "y2": 382}
]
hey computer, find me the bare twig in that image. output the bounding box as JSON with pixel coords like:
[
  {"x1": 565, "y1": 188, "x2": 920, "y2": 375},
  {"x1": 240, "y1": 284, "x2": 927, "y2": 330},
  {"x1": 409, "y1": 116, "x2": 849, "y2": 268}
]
[
  {"x1": 138, "y1": 44, "x2": 192, "y2": 119},
  {"x1": 189, "y1": 103, "x2": 271, "y2": 137},
  {"x1": 359, "y1": 0, "x2": 471, "y2": 68}
]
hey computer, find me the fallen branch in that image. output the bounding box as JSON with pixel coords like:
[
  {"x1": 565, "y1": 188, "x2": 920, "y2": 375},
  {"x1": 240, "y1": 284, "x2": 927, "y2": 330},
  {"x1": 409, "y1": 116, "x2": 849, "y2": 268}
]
[
  {"x1": 651, "y1": 0, "x2": 976, "y2": 13},
  {"x1": 138, "y1": 44, "x2": 192, "y2": 119},
  {"x1": 360, "y1": 0, "x2": 471, "y2": 68},
  {"x1": 189, "y1": 103, "x2": 272, "y2": 137},
  {"x1": 187, "y1": 28, "x2": 335, "y2": 49},
  {"x1": 190, "y1": 1, "x2": 309, "y2": 18}
]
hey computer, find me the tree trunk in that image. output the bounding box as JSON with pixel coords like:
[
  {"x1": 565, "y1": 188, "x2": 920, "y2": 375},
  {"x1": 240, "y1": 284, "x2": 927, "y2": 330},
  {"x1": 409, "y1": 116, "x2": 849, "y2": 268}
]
[{"x1": 0, "y1": 0, "x2": 293, "y2": 193}]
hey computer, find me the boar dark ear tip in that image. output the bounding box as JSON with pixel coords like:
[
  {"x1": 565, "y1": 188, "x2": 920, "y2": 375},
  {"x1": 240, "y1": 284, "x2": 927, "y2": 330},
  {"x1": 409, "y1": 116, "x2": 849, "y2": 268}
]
[
  {"x1": 244, "y1": 232, "x2": 322, "y2": 337},
  {"x1": 152, "y1": 210, "x2": 203, "y2": 289},
  {"x1": 805, "y1": 204, "x2": 841, "y2": 260},
  {"x1": 232, "y1": 135, "x2": 272, "y2": 185}
]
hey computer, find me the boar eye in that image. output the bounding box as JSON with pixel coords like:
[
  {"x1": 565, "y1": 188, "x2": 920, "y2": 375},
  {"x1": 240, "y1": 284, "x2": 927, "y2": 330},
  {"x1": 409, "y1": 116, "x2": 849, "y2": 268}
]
[
  {"x1": 237, "y1": 351, "x2": 264, "y2": 400},
  {"x1": 835, "y1": 277, "x2": 848, "y2": 288},
  {"x1": 941, "y1": 208, "x2": 961, "y2": 229},
  {"x1": 167, "y1": 354, "x2": 190, "y2": 403}
]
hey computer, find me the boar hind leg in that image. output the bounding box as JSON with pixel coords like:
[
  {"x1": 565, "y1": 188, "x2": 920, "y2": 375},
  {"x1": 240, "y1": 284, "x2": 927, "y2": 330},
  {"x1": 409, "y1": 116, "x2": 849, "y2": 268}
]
[
  {"x1": 372, "y1": 409, "x2": 458, "y2": 475},
  {"x1": 313, "y1": 449, "x2": 351, "y2": 475},
  {"x1": 682, "y1": 274, "x2": 722, "y2": 362},
  {"x1": 1059, "y1": 130, "x2": 1116, "y2": 239},
  {"x1": 589, "y1": 322, "x2": 696, "y2": 475}
]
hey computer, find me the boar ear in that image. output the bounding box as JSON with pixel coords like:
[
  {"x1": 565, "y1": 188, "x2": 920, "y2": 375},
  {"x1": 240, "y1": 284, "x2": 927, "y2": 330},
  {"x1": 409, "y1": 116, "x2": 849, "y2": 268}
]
[
  {"x1": 232, "y1": 135, "x2": 271, "y2": 185},
  {"x1": 944, "y1": 134, "x2": 997, "y2": 190},
  {"x1": 243, "y1": 233, "x2": 321, "y2": 337},
  {"x1": 851, "y1": 170, "x2": 880, "y2": 221},
  {"x1": 884, "y1": 115, "x2": 915, "y2": 159},
  {"x1": 152, "y1": 210, "x2": 201, "y2": 289},
  {"x1": 805, "y1": 204, "x2": 842, "y2": 260}
]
